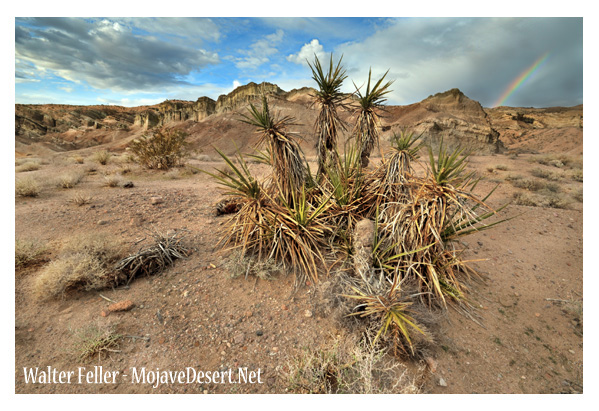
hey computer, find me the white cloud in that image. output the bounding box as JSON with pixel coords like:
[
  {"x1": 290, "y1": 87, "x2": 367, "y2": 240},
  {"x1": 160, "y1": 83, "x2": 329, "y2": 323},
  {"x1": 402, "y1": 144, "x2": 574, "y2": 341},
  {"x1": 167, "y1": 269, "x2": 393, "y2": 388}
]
[
  {"x1": 287, "y1": 39, "x2": 326, "y2": 66},
  {"x1": 233, "y1": 80, "x2": 241, "y2": 89},
  {"x1": 235, "y1": 29, "x2": 284, "y2": 70}
]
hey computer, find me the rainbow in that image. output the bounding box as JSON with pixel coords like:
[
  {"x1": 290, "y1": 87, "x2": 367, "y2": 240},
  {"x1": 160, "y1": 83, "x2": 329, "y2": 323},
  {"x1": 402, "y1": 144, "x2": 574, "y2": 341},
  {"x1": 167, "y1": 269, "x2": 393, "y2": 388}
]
[{"x1": 492, "y1": 52, "x2": 550, "y2": 107}]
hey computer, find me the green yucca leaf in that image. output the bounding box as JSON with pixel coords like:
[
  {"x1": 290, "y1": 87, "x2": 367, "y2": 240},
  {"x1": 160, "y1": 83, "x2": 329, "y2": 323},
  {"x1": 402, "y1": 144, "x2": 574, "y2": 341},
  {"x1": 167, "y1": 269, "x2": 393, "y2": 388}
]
[{"x1": 353, "y1": 68, "x2": 394, "y2": 110}]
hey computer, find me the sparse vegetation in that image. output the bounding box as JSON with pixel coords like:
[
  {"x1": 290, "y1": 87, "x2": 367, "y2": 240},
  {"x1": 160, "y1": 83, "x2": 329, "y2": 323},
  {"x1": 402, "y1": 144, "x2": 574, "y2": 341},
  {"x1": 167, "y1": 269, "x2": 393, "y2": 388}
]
[
  {"x1": 16, "y1": 160, "x2": 41, "y2": 172},
  {"x1": 102, "y1": 174, "x2": 122, "y2": 187},
  {"x1": 15, "y1": 238, "x2": 48, "y2": 269},
  {"x1": 225, "y1": 250, "x2": 282, "y2": 280},
  {"x1": 129, "y1": 128, "x2": 190, "y2": 170},
  {"x1": 56, "y1": 172, "x2": 84, "y2": 189},
  {"x1": 69, "y1": 192, "x2": 92, "y2": 206},
  {"x1": 531, "y1": 167, "x2": 561, "y2": 181},
  {"x1": 15, "y1": 177, "x2": 40, "y2": 197},
  {"x1": 71, "y1": 323, "x2": 122, "y2": 361},
  {"x1": 92, "y1": 150, "x2": 111, "y2": 165},
  {"x1": 33, "y1": 234, "x2": 123, "y2": 300},
  {"x1": 285, "y1": 333, "x2": 420, "y2": 394}
]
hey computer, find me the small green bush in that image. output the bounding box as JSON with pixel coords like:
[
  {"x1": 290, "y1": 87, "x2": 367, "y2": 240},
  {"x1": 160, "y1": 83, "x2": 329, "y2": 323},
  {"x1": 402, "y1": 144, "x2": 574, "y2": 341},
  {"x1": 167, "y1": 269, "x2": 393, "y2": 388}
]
[{"x1": 129, "y1": 128, "x2": 190, "y2": 170}]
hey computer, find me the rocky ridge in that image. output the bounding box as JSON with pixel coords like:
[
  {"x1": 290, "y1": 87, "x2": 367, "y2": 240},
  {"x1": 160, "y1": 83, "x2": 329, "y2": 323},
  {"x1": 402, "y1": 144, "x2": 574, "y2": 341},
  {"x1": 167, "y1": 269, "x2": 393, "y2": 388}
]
[{"x1": 14, "y1": 83, "x2": 582, "y2": 156}]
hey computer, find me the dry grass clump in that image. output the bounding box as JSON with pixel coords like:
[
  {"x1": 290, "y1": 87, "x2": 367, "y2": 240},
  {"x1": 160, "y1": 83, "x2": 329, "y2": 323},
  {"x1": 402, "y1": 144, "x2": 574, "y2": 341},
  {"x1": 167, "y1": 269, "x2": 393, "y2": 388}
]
[
  {"x1": 531, "y1": 167, "x2": 561, "y2": 181},
  {"x1": 510, "y1": 177, "x2": 554, "y2": 192},
  {"x1": 91, "y1": 150, "x2": 111, "y2": 165},
  {"x1": 69, "y1": 192, "x2": 92, "y2": 206},
  {"x1": 102, "y1": 174, "x2": 122, "y2": 187},
  {"x1": 531, "y1": 153, "x2": 582, "y2": 169},
  {"x1": 71, "y1": 323, "x2": 121, "y2": 361},
  {"x1": 16, "y1": 160, "x2": 41, "y2": 172},
  {"x1": 15, "y1": 238, "x2": 48, "y2": 269},
  {"x1": 494, "y1": 164, "x2": 508, "y2": 171},
  {"x1": 56, "y1": 172, "x2": 84, "y2": 189},
  {"x1": 573, "y1": 188, "x2": 583, "y2": 202},
  {"x1": 225, "y1": 250, "x2": 282, "y2": 280},
  {"x1": 129, "y1": 128, "x2": 190, "y2": 170},
  {"x1": 33, "y1": 234, "x2": 123, "y2": 300},
  {"x1": 197, "y1": 154, "x2": 212, "y2": 162},
  {"x1": 15, "y1": 177, "x2": 41, "y2": 197},
  {"x1": 513, "y1": 192, "x2": 570, "y2": 209},
  {"x1": 569, "y1": 169, "x2": 583, "y2": 182},
  {"x1": 285, "y1": 333, "x2": 421, "y2": 394}
]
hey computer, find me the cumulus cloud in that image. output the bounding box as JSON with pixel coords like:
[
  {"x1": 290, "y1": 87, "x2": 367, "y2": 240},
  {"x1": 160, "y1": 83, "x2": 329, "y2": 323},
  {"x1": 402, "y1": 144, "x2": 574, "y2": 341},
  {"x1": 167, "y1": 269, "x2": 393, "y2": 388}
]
[
  {"x1": 234, "y1": 29, "x2": 284, "y2": 70},
  {"x1": 287, "y1": 39, "x2": 326, "y2": 66},
  {"x1": 15, "y1": 18, "x2": 220, "y2": 93}
]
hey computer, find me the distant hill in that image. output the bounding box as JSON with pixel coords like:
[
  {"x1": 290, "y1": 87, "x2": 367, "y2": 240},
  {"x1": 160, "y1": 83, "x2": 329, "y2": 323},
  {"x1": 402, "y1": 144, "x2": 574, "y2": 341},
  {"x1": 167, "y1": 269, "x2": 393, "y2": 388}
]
[{"x1": 15, "y1": 82, "x2": 583, "y2": 157}]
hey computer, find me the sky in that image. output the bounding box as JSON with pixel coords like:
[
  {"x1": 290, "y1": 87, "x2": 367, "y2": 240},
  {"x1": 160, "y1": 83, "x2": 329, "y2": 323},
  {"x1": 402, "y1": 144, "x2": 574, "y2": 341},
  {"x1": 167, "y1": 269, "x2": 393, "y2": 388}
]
[{"x1": 14, "y1": 17, "x2": 583, "y2": 108}]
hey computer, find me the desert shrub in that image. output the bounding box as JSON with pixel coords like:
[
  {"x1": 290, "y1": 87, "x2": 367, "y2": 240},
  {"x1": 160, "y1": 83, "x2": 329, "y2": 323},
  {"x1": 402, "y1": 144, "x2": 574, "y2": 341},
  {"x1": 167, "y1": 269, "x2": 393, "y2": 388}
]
[
  {"x1": 510, "y1": 178, "x2": 547, "y2": 191},
  {"x1": 33, "y1": 234, "x2": 123, "y2": 299},
  {"x1": 197, "y1": 154, "x2": 212, "y2": 162},
  {"x1": 225, "y1": 250, "x2": 282, "y2": 280},
  {"x1": 570, "y1": 169, "x2": 583, "y2": 182},
  {"x1": 494, "y1": 164, "x2": 508, "y2": 171},
  {"x1": 69, "y1": 192, "x2": 92, "y2": 206},
  {"x1": 531, "y1": 167, "x2": 561, "y2": 181},
  {"x1": 513, "y1": 192, "x2": 570, "y2": 209},
  {"x1": 71, "y1": 323, "x2": 121, "y2": 361},
  {"x1": 92, "y1": 150, "x2": 111, "y2": 165},
  {"x1": 16, "y1": 160, "x2": 41, "y2": 172},
  {"x1": 285, "y1": 334, "x2": 420, "y2": 394},
  {"x1": 15, "y1": 177, "x2": 40, "y2": 197},
  {"x1": 129, "y1": 128, "x2": 190, "y2": 170},
  {"x1": 56, "y1": 172, "x2": 84, "y2": 189},
  {"x1": 15, "y1": 239, "x2": 48, "y2": 269},
  {"x1": 102, "y1": 174, "x2": 122, "y2": 187}
]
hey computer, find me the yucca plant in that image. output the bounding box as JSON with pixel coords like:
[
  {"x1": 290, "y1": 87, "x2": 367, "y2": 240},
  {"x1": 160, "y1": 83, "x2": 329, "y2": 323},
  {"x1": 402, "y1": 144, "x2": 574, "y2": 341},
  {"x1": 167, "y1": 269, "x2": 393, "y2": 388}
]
[
  {"x1": 267, "y1": 187, "x2": 334, "y2": 285},
  {"x1": 308, "y1": 54, "x2": 348, "y2": 179},
  {"x1": 344, "y1": 275, "x2": 430, "y2": 356},
  {"x1": 202, "y1": 149, "x2": 273, "y2": 258},
  {"x1": 241, "y1": 96, "x2": 306, "y2": 202},
  {"x1": 353, "y1": 69, "x2": 394, "y2": 168},
  {"x1": 365, "y1": 130, "x2": 423, "y2": 212}
]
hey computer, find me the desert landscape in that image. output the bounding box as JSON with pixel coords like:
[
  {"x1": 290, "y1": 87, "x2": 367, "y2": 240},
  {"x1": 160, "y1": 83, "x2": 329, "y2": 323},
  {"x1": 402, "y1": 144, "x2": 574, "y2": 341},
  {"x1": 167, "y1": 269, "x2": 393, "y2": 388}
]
[{"x1": 14, "y1": 78, "x2": 583, "y2": 394}]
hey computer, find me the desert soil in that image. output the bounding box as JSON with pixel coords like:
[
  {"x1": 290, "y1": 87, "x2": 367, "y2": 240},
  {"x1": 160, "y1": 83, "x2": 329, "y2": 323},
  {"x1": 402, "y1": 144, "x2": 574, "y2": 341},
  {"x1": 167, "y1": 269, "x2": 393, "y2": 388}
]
[{"x1": 14, "y1": 152, "x2": 583, "y2": 394}]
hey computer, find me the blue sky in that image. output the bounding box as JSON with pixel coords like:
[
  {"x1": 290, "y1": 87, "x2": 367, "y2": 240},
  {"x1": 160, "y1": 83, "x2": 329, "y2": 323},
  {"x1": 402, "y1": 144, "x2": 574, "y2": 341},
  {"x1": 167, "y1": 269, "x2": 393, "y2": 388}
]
[{"x1": 15, "y1": 17, "x2": 583, "y2": 108}]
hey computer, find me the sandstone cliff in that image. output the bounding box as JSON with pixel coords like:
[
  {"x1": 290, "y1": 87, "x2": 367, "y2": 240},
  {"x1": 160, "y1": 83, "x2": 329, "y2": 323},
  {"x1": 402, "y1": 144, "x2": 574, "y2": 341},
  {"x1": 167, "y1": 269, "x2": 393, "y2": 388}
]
[
  {"x1": 380, "y1": 89, "x2": 504, "y2": 154},
  {"x1": 15, "y1": 83, "x2": 581, "y2": 156}
]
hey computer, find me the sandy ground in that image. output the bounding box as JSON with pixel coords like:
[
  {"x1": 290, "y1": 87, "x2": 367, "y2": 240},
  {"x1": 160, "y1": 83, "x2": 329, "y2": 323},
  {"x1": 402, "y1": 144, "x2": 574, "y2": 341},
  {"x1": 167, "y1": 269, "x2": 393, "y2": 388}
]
[{"x1": 14, "y1": 151, "x2": 583, "y2": 394}]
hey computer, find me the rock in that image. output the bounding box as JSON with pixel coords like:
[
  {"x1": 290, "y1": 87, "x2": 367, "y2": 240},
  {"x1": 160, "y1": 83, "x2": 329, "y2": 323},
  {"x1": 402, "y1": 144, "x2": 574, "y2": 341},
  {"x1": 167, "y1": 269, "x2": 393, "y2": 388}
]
[
  {"x1": 150, "y1": 196, "x2": 163, "y2": 205},
  {"x1": 97, "y1": 219, "x2": 108, "y2": 225},
  {"x1": 256, "y1": 330, "x2": 264, "y2": 337},
  {"x1": 123, "y1": 181, "x2": 134, "y2": 188},
  {"x1": 425, "y1": 357, "x2": 437, "y2": 373},
  {"x1": 100, "y1": 310, "x2": 109, "y2": 317},
  {"x1": 233, "y1": 333, "x2": 245, "y2": 345},
  {"x1": 108, "y1": 300, "x2": 135, "y2": 312},
  {"x1": 281, "y1": 304, "x2": 289, "y2": 311},
  {"x1": 304, "y1": 310, "x2": 313, "y2": 318},
  {"x1": 438, "y1": 377, "x2": 447, "y2": 387}
]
